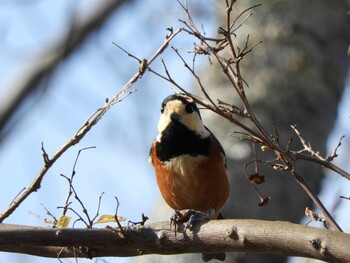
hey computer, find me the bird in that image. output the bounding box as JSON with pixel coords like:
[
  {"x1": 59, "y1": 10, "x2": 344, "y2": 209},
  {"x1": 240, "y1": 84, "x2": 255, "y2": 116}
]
[{"x1": 149, "y1": 94, "x2": 231, "y2": 262}]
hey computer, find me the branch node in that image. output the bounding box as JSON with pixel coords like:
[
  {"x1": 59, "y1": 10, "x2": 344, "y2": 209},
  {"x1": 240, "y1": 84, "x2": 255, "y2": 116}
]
[
  {"x1": 138, "y1": 59, "x2": 148, "y2": 76},
  {"x1": 228, "y1": 226, "x2": 239, "y2": 240},
  {"x1": 41, "y1": 142, "x2": 52, "y2": 166},
  {"x1": 309, "y1": 238, "x2": 321, "y2": 250}
]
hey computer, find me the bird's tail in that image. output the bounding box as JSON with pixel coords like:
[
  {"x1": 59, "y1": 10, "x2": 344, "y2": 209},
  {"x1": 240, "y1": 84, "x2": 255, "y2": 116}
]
[{"x1": 201, "y1": 252, "x2": 226, "y2": 262}]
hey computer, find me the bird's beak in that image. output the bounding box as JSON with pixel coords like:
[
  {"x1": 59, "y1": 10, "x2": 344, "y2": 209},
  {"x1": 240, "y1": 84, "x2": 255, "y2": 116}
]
[{"x1": 170, "y1": 112, "x2": 180, "y2": 122}]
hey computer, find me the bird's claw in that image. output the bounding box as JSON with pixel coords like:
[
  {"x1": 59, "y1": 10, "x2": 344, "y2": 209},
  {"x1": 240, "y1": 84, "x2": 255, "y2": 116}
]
[
  {"x1": 171, "y1": 208, "x2": 216, "y2": 231},
  {"x1": 185, "y1": 208, "x2": 216, "y2": 230}
]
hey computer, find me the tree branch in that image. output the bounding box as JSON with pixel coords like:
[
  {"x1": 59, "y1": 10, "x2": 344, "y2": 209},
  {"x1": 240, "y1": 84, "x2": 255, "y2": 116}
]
[
  {"x1": 166, "y1": 0, "x2": 349, "y2": 232},
  {"x1": 0, "y1": 220, "x2": 349, "y2": 262},
  {"x1": 0, "y1": 28, "x2": 182, "y2": 224},
  {"x1": 0, "y1": 0, "x2": 130, "y2": 140}
]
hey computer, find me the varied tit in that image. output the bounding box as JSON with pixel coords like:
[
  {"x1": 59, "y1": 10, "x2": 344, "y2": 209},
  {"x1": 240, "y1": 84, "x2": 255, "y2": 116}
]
[{"x1": 149, "y1": 94, "x2": 231, "y2": 262}]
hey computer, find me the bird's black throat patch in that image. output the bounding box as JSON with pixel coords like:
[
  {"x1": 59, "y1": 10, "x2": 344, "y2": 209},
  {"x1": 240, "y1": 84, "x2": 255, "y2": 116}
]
[{"x1": 156, "y1": 121, "x2": 210, "y2": 162}]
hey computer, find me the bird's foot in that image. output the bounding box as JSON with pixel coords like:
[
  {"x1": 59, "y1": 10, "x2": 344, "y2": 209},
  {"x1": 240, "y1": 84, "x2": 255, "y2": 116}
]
[{"x1": 171, "y1": 208, "x2": 216, "y2": 231}]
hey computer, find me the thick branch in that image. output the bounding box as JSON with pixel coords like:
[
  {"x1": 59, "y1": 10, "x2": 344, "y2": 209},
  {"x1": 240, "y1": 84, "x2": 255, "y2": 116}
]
[{"x1": 0, "y1": 220, "x2": 349, "y2": 262}]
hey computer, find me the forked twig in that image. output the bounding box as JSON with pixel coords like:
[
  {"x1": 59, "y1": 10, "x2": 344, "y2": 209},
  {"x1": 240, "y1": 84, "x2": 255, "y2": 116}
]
[
  {"x1": 62, "y1": 146, "x2": 96, "y2": 217},
  {"x1": 105, "y1": 197, "x2": 127, "y2": 238},
  {"x1": 292, "y1": 171, "x2": 342, "y2": 231},
  {"x1": 151, "y1": 0, "x2": 348, "y2": 233},
  {"x1": 326, "y1": 135, "x2": 345, "y2": 161},
  {"x1": 0, "y1": 28, "x2": 182, "y2": 223}
]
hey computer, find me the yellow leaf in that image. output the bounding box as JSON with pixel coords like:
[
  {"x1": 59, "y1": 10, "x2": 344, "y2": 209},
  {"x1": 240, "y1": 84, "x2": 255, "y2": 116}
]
[
  {"x1": 260, "y1": 145, "x2": 271, "y2": 151},
  {"x1": 58, "y1": 215, "x2": 72, "y2": 227},
  {"x1": 95, "y1": 214, "x2": 126, "y2": 224}
]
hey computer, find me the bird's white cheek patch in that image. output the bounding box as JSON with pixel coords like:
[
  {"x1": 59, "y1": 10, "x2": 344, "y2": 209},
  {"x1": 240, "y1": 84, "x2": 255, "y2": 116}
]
[
  {"x1": 181, "y1": 114, "x2": 210, "y2": 139},
  {"x1": 156, "y1": 113, "x2": 171, "y2": 142}
]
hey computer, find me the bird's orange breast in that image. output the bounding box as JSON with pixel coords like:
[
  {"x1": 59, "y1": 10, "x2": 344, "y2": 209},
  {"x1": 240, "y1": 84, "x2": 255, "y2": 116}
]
[{"x1": 150, "y1": 139, "x2": 230, "y2": 218}]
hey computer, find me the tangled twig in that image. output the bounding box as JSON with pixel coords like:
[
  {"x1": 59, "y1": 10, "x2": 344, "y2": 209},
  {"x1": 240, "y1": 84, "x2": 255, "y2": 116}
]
[
  {"x1": 149, "y1": 0, "x2": 348, "y2": 232},
  {"x1": 0, "y1": 28, "x2": 182, "y2": 223}
]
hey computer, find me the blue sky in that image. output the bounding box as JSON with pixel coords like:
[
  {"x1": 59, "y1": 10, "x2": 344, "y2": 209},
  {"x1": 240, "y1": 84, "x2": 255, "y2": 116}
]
[
  {"x1": 0, "y1": 1, "x2": 349, "y2": 263},
  {"x1": 0, "y1": 1, "x2": 216, "y2": 262}
]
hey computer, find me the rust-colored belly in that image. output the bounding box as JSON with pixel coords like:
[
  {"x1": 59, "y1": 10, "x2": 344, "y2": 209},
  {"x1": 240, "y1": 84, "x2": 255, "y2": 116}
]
[{"x1": 151, "y1": 141, "x2": 230, "y2": 218}]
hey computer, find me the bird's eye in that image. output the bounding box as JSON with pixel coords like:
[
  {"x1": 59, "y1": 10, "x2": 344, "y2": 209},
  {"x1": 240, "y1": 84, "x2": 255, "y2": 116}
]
[
  {"x1": 185, "y1": 103, "x2": 194, "y2": 113},
  {"x1": 160, "y1": 104, "x2": 165, "y2": 113}
]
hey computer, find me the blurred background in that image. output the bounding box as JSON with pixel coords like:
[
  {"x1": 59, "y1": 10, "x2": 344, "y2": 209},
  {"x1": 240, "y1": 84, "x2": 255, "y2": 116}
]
[{"x1": 0, "y1": 0, "x2": 349, "y2": 263}]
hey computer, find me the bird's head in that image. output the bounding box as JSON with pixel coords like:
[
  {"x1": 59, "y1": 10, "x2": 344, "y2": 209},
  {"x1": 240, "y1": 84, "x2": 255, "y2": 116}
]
[{"x1": 157, "y1": 94, "x2": 210, "y2": 140}]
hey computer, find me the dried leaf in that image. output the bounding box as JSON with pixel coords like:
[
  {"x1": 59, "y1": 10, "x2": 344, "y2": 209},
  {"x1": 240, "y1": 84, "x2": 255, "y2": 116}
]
[
  {"x1": 305, "y1": 207, "x2": 320, "y2": 221},
  {"x1": 57, "y1": 215, "x2": 72, "y2": 228},
  {"x1": 249, "y1": 173, "x2": 265, "y2": 184},
  {"x1": 273, "y1": 164, "x2": 286, "y2": 171},
  {"x1": 95, "y1": 214, "x2": 126, "y2": 224},
  {"x1": 258, "y1": 196, "x2": 270, "y2": 207},
  {"x1": 260, "y1": 145, "x2": 271, "y2": 151}
]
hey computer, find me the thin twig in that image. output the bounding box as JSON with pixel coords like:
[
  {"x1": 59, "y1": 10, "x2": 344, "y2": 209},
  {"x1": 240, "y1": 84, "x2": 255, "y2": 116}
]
[
  {"x1": 291, "y1": 125, "x2": 326, "y2": 160},
  {"x1": 171, "y1": 47, "x2": 217, "y2": 107},
  {"x1": 60, "y1": 174, "x2": 91, "y2": 227},
  {"x1": 243, "y1": 144, "x2": 270, "y2": 206},
  {"x1": 62, "y1": 146, "x2": 96, "y2": 217},
  {"x1": 231, "y1": 13, "x2": 253, "y2": 33},
  {"x1": 112, "y1": 42, "x2": 142, "y2": 63},
  {"x1": 113, "y1": 197, "x2": 126, "y2": 237},
  {"x1": 230, "y1": 4, "x2": 262, "y2": 32},
  {"x1": 165, "y1": 1, "x2": 349, "y2": 234},
  {"x1": 0, "y1": 28, "x2": 182, "y2": 223},
  {"x1": 292, "y1": 170, "x2": 342, "y2": 232},
  {"x1": 305, "y1": 207, "x2": 329, "y2": 229},
  {"x1": 326, "y1": 135, "x2": 345, "y2": 161},
  {"x1": 289, "y1": 126, "x2": 350, "y2": 180},
  {"x1": 41, "y1": 204, "x2": 59, "y2": 227},
  {"x1": 91, "y1": 192, "x2": 105, "y2": 224}
]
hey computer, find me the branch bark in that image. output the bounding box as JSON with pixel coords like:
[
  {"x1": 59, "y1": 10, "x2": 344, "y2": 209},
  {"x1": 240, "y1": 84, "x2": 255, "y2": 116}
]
[{"x1": 1, "y1": 220, "x2": 349, "y2": 262}]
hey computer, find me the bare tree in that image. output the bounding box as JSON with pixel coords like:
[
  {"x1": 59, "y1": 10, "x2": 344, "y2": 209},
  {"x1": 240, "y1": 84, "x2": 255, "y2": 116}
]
[{"x1": 0, "y1": 1, "x2": 349, "y2": 263}]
